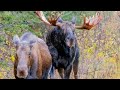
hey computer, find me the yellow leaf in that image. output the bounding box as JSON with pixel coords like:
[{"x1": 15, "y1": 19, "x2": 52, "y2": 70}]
[
  {"x1": 93, "y1": 43, "x2": 97, "y2": 48},
  {"x1": 104, "y1": 57, "x2": 116, "y2": 64},
  {"x1": 109, "y1": 57, "x2": 116, "y2": 63},
  {"x1": 0, "y1": 72, "x2": 3, "y2": 79},
  {"x1": 98, "y1": 52, "x2": 104, "y2": 57},
  {"x1": 87, "y1": 47, "x2": 94, "y2": 54},
  {"x1": 10, "y1": 55, "x2": 15, "y2": 62},
  {"x1": 0, "y1": 54, "x2": 2, "y2": 58},
  {"x1": 6, "y1": 58, "x2": 8, "y2": 61}
]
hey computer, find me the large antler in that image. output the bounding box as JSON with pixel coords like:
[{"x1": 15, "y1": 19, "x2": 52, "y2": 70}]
[
  {"x1": 35, "y1": 11, "x2": 52, "y2": 26},
  {"x1": 75, "y1": 12, "x2": 102, "y2": 30},
  {"x1": 35, "y1": 11, "x2": 62, "y2": 26},
  {"x1": 35, "y1": 11, "x2": 102, "y2": 30}
]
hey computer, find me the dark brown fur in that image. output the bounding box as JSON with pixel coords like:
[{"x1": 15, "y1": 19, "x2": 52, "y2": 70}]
[{"x1": 46, "y1": 18, "x2": 80, "y2": 79}]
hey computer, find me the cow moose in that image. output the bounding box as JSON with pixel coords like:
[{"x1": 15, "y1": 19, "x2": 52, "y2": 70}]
[
  {"x1": 13, "y1": 32, "x2": 52, "y2": 79},
  {"x1": 35, "y1": 11, "x2": 102, "y2": 79}
]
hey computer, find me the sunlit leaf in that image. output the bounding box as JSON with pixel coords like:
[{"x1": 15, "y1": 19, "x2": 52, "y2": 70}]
[
  {"x1": 98, "y1": 52, "x2": 104, "y2": 57},
  {"x1": 10, "y1": 55, "x2": 15, "y2": 62}
]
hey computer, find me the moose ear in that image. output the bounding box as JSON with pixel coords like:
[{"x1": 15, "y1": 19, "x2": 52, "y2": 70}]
[
  {"x1": 13, "y1": 35, "x2": 20, "y2": 47},
  {"x1": 29, "y1": 40, "x2": 36, "y2": 48},
  {"x1": 71, "y1": 16, "x2": 76, "y2": 25},
  {"x1": 57, "y1": 17, "x2": 63, "y2": 23},
  {"x1": 56, "y1": 17, "x2": 63, "y2": 28}
]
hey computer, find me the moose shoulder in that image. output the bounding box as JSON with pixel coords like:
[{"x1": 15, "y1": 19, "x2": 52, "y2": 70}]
[{"x1": 13, "y1": 32, "x2": 52, "y2": 79}]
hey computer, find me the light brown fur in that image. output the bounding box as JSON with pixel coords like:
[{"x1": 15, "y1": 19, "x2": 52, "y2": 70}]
[{"x1": 14, "y1": 33, "x2": 52, "y2": 79}]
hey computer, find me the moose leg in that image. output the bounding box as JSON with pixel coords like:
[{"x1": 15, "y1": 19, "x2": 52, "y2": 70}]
[
  {"x1": 26, "y1": 69, "x2": 35, "y2": 79},
  {"x1": 49, "y1": 65, "x2": 55, "y2": 79},
  {"x1": 58, "y1": 68, "x2": 64, "y2": 79},
  {"x1": 64, "y1": 65, "x2": 72, "y2": 79},
  {"x1": 29, "y1": 58, "x2": 38, "y2": 79},
  {"x1": 42, "y1": 64, "x2": 52, "y2": 79},
  {"x1": 26, "y1": 75, "x2": 34, "y2": 79},
  {"x1": 73, "y1": 59, "x2": 79, "y2": 79},
  {"x1": 42, "y1": 68, "x2": 50, "y2": 79},
  {"x1": 73, "y1": 49, "x2": 79, "y2": 79}
]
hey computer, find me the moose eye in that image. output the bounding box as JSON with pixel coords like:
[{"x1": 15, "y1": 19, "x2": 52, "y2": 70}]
[
  {"x1": 66, "y1": 36, "x2": 70, "y2": 40},
  {"x1": 67, "y1": 37, "x2": 70, "y2": 40},
  {"x1": 28, "y1": 52, "x2": 31, "y2": 56},
  {"x1": 72, "y1": 31, "x2": 75, "y2": 34}
]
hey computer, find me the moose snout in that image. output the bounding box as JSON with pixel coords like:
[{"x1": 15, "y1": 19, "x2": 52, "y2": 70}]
[
  {"x1": 17, "y1": 65, "x2": 28, "y2": 78},
  {"x1": 66, "y1": 38, "x2": 75, "y2": 48}
]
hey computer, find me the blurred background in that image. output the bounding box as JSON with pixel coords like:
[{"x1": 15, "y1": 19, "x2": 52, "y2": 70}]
[{"x1": 0, "y1": 11, "x2": 120, "y2": 79}]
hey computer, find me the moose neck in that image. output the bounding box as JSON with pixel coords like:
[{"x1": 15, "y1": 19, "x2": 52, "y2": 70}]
[{"x1": 50, "y1": 26, "x2": 76, "y2": 57}]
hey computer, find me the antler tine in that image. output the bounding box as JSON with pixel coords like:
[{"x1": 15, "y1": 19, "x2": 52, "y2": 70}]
[
  {"x1": 35, "y1": 11, "x2": 52, "y2": 26},
  {"x1": 35, "y1": 11, "x2": 62, "y2": 26},
  {"x1": 75, "y1": 12, "x2": 102, "y2": 30},
  {"x1": 48, "y1": 11, "x2": 63, "y2": 26}
]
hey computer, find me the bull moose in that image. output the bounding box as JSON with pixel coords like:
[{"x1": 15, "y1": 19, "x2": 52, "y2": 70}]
[
  {"x1": 13, "y1": 32, "x2": 52, "y2": 79},
  {"x1": 35, "y1": 11, "x2": 102, "y2": 79}
]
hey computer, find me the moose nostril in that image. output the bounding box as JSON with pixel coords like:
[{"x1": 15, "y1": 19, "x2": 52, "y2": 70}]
[
  {"x1": 19, "y1": 70, "x2": 25, "y2": 76},
  {"x1": 17, "y1": 66, "x2": 28, "y2": 78}
]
